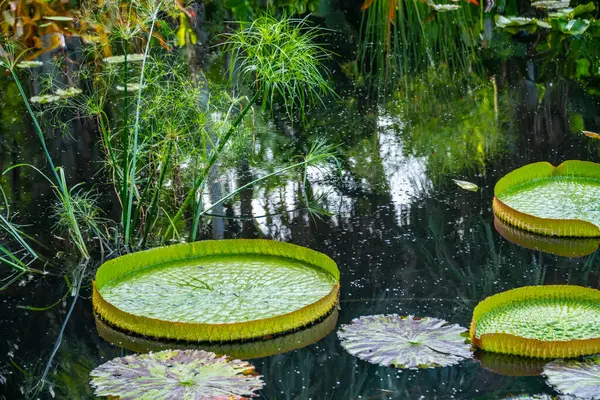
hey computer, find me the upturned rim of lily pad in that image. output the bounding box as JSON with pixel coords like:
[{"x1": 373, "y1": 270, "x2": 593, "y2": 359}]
[
  {"x1": 95, "y1": 307, "x2": 338, "y2": 359},
  {"x1": 494, "y1": 216, "x2": 600, "y2": 257},
  {"x1": 493, "y1": 160, "x2": 600, "y2": 237},
  {"x1": 93, "y1": 239, "x2": 340, "y2": 342},
  {"x1": 470, "y1": 285, "x2": 600, "y2": 358}
]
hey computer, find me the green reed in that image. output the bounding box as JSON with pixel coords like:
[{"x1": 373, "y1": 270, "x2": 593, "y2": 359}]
[{"x1": 0, "y1": 40, "x2": 89, "y2": 259}]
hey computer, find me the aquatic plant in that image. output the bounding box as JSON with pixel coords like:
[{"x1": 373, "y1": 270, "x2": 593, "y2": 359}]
[
  {"x1": 337, "y1": 315, "x2": 471, "y2": 368},
  {"x1": 223, "y1": 14, "x2": 334, "y2": 120},
  {"x1": 90, "y1": 349, "x2": 264, "y2": 399},
  {"x1": 93, "y1": 239, "x2": 340, "y2": 341},
  {"x1": 493, "y1": 161, "x2": 600, "y2": 237},
  {"x1": 358, "y1": 0, "x2": 483, "y2": 85},
  {"x1": 0, "y1": 207, "x2": 41, "y2": 288},
  {"x1": 470, "y1": 285, "x2": 600, "y2": 358},
  {"x1": 543, "y1": 355, "x2": 600, "y2": 399},
  {"x1": 0, "y1": 40, "x2": 89, "y2": 258}
]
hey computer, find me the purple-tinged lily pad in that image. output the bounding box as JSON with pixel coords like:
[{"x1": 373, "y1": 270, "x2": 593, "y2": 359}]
[
  {"x1": 89, "y1": 349, "x2": 264, "y2": 399},
  {"x1": 543, "y1": 355, "x2": 600, "y2": 399},
  {"x1": 503, "y1": 395, "x2": 578, "y2": 400},
  {"x1": 337, "y1": 315, "x2": 471, "y2": 369}
]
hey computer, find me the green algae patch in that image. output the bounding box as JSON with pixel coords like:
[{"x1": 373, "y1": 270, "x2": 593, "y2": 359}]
[
  {"x1": 493, "y1": 161, "x2": 600, "y2": 237},
  {"x1": 470, "y1": 285, "x2": 600, "y2": 358},
  {"x1": 93, "y1": 240, "x2": 340, "y2": 342}
]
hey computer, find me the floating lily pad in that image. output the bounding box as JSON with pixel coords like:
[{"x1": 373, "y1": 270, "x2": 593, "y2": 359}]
[
  {"x1": 493, "y1": 161, "x2": 600, "y2": 237},
  {"x1": 532, "y1": 1, "x2": 570, "y2": 10},
  {"x1": 95, "y1": 308, "x2": 338, "y2": 359},
  {"x1": 429, "y1": 3, "x2": 461, "y2": 12},
  {"x1": 93, "y1": 240, "x2": 340, "y2": 342},
  {"x1": 502, "y1": 395, "x2": 567, "y2": 400},
  {"x1": 337, "y1": 315, "x2": 471, "y2": 369},
  {"x1": 102, "y1": 54, "x2": 145, "y2": 64},
  {"x1": 474, "y1": 350, "x2": 548, "y2": 376},
  {"x1": 30, "y1": 94, "x2": 60, "y2": 104},
  {"x1": 16, "y1": 61, "x2": 43, "y2": 69},
  {"x1": 89, "y1": 349, "x2": 264, "y2": 399},
  {"x1": 453, "y1": 179, "x2": 479, "y2": 192},
  {"x1": 43, "y1": 15, "x2": 74, "y2": 22},
  {"x1": 56, "y1": 87, "x2": 82, "y2": 98},
  {"x1": 116, "y1": 83, "x2": 146, "y2": 92},
  {"x1": 544, "y1": 355, "x2": 600, "y2": 399},
  {"x1": 494, "y1": 216, "x2": 600, "y2": 257},
  {"x1": 495, "y1": 15, "x2": 550, "y2": 34},
  {"x1": 470, "y1": 285, "x2": 600, "y2": 358}
]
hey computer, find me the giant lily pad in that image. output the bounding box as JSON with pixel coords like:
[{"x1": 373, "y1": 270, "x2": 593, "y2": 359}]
[
  {"x1": 544, "y1": 355, "x2": 600, "y2": 399},
  {"x1": 493, "y1": 161, "x2": 600, "y2": 237},
  {"x1": 494, "y1": 216, "x2": 600, "y2": 257},
  {"x1": 470, "y1": 285, "x2": 600, "y2": 358},
  {"x1": 89, "y1": 349, "x2": 264, "y2": 399},
  {"x1": 337, "y1": 315, "x2": 471, "y2": 369},
  {"x1": 93, "y1": 240, "x2": 340, "y2": 342},
  {"x1": 95, "y1": 308, "x2": 338, "y2": 359}
]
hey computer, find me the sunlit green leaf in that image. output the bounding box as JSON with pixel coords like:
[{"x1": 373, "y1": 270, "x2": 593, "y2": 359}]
[{"x1": 453, "y1": 179, "x2": 479, "y2": 192}]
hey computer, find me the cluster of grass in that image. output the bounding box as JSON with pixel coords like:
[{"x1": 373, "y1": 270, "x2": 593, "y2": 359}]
[
  {"x1": 0, "y1": 4, "x2": 339, "y2": 265},
  {"x1": 358, "y1": 0, "x2": 483, "y2": 87}
]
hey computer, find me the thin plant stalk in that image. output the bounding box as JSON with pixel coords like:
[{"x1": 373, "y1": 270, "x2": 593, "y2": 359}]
[{"x1": 124, "y1": 7, "x2": 159, "y2": 248}]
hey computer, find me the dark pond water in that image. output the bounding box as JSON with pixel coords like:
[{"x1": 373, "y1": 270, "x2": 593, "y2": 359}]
[{"x1": 2, "y1": 6, "x2": 600, "y2": 400}]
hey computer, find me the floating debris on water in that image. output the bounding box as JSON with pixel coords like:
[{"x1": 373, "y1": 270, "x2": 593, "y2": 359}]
[{"x1": 102, "y1": 54, "x2": 146, "y2": 64}]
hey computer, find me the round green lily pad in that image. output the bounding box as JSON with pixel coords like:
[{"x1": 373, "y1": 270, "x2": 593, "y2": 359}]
[
  {"x1": 494, "y1": 161, "x2": 600, "y2": 237},
  {"x1": 93, "y1": 240, "x2": 340, "y2": 342},
  {"x1": 471, "y1": 285, "x2": 600, "y2": 358}
]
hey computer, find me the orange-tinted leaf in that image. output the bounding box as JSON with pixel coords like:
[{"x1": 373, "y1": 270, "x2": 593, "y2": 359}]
[
  {"x1": 583, "y1": 131, "x2": 600, "y2": 139},
  {"x1": 466, "y1": 0, "x2": 480, "y2": 5},
  {"x1": 388, "y1": 1, "x2": 396, "y2": 22},
  {"x1": 361, "y1": 0, "x2": 376, "y2": 11}
]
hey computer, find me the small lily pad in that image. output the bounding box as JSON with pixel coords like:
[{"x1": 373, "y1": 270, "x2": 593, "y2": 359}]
[
  {"x1": 544, "y1": 355, "x2": 600, "y2": 399},
  {"x1": 116, "y1": 83, "x2": 146, "y2": 92},
  {"x1": 43, "y1": 16, "x2": 74, "y2": 21},
  {"x1": 429, "y1": 3, "x2": 461, "y2": 12},
  {"x1": 16, "y1": 61, "x2": 43, "y2": 69},
  {"x1": 90, "y1": 349, "x2": 264, "y2": 399},
  {"x1": 56, "y1": 87, "x2": 82, "y2": 98},
  {"x1": 532, "y1": 1, "x2": 570, "y2": 10},
  {"x1": 337, "y1": 315, "x2": 471, "y2": 369},
  {"x1": 495, "y1": 15, "x2": 549, "y2": 34},
  {"x1": 102, "y1": 54, "x2": 146, "y2": 64},
  {"x1": 453, "y1": 179, "x2": 479, "y2": 192},
  {"x1": 30, "y1": 94, "x2": 60, "y2": 104}
]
